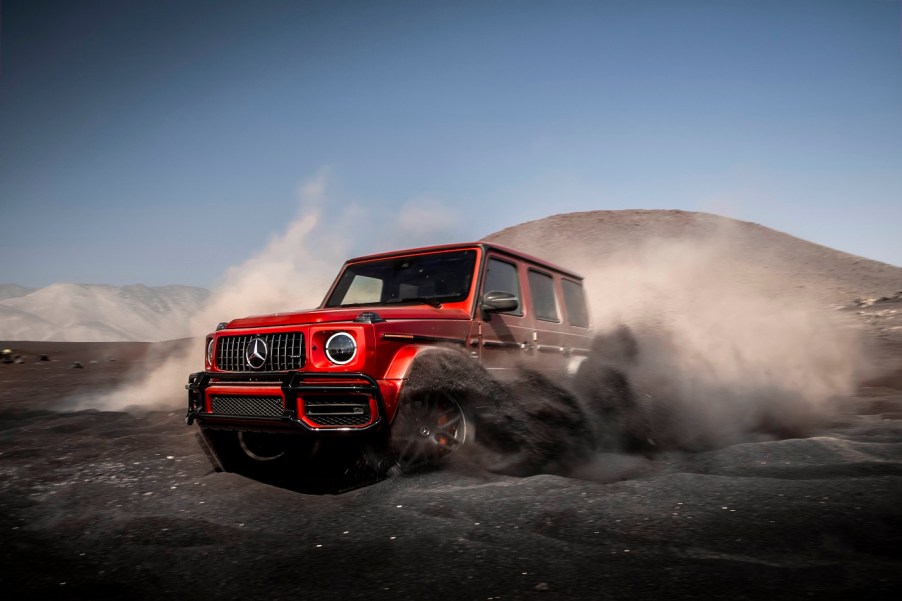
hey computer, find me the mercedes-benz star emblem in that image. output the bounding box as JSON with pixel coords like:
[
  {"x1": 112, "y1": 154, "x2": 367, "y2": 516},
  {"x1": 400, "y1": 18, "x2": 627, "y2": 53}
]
[{"x1": 245, "y1": 337, "x2": 268, "y2": 370}]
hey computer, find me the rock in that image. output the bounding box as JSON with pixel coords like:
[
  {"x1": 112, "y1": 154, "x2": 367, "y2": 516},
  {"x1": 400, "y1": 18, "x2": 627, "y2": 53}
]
[{"x1": 71, "y1": 362, "x2": 84, "y2": 369}]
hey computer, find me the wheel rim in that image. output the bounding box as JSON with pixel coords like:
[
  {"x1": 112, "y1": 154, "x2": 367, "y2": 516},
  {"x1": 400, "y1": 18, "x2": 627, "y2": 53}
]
[
  {"x1": 392, "y1": 392, "x2": 470, "y2": 471},
  {"x1": 238, "y1": 431, "x2": 286, "y2": 462}
]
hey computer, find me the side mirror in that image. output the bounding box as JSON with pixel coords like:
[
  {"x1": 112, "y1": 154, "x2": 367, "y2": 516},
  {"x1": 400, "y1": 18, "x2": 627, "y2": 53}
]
[{"x1": 481, "y1": 290, "x2": 519, "y2": 320}]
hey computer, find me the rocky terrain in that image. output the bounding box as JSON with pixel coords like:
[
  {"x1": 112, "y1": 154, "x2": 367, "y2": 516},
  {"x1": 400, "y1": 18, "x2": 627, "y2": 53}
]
[{"x1": 1, "y1": 210, "x2": 900, "y2": 599}]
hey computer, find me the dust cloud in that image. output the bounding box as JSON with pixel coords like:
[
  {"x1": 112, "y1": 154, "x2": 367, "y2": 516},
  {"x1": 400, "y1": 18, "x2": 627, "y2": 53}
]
[
  {"x1": 75, "y1": 173, "x2": 464, "y2": 412},
  {"x1": 408, "y1": 228, "x2": 868, "y2": 480},
  {"x1": 564, "y1": 225, "x2": 867, "y2": 453},
  {"x1": 78, "y1": 173, "x2": 348, "y2": 411}
]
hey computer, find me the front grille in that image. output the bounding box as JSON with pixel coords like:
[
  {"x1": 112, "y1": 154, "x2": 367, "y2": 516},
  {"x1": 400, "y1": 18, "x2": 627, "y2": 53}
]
[
  {"x1": 304, "y1": 396, "x2": 371, "y2": 426},
  {"x1": 216, "y1": 332, "x2": 305, "y2": 372},
  {"x1": 211, "y1": 395, "x2": 283, "y2": 417}
]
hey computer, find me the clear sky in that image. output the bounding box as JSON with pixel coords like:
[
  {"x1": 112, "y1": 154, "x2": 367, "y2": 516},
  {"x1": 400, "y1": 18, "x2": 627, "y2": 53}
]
[{"x1": 1, "y1": 0, "x2": 900, "y2": 288}]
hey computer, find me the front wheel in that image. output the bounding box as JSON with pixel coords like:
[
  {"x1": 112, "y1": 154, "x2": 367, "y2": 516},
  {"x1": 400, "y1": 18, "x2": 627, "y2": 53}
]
[
  {"x1": 197, "y1": 428, "x2": 314, "y2": 476},
  {"x1": 238, "y1": 431, "x2": 287, "y2": 461},
  {"x1": 390, "y1": 391, "x2": 473, "y2": 473}
]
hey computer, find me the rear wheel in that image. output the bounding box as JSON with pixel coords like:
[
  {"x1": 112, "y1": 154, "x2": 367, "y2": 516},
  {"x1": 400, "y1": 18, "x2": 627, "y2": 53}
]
[{"x1": 390, "y1": 391, "x2": 473, "y2": 473}]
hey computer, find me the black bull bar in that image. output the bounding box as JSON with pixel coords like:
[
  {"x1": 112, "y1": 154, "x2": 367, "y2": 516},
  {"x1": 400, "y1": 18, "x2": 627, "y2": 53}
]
[{"x1": 185, "y1": 371, "x2": 387, "y2": 433}]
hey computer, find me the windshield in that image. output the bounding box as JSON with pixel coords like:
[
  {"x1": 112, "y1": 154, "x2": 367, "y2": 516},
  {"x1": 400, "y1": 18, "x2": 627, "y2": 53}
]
[{"x1": 324, "y1": 250, "x2": 477, "y2": 308}]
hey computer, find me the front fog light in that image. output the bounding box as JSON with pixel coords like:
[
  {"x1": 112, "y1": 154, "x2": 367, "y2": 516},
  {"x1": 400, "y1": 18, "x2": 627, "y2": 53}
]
[{"x1": 325, "y1": 332, "x2": 356, "y2": 365}]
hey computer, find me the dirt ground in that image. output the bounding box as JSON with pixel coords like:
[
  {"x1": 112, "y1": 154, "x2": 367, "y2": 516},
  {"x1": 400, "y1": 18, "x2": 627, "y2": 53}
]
[{"x1": 1, "y1": 338, "x2": 901, "y2": 600}]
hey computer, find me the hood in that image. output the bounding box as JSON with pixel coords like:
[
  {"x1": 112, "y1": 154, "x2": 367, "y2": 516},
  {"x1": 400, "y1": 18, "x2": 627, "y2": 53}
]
[{"x1": 225, "y1": 305, "x2": 471, "y2": 329}]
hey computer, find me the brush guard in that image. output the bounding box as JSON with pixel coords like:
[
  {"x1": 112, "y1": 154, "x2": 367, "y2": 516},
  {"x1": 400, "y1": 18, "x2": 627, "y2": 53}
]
[{"x1": 185, "y1": 371, "x2": 386, "y2": 433}]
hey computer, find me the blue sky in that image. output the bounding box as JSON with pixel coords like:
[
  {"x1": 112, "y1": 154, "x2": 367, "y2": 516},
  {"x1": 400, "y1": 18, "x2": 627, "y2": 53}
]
[{"x1": 1, "y1": 0, "x2": 900, "y2": 288}]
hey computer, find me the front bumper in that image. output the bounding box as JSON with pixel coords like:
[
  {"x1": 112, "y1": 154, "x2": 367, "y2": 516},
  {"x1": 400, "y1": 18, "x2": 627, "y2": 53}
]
[{"x1": 185, "y1": 371, "x2": 387, "y2": 434}]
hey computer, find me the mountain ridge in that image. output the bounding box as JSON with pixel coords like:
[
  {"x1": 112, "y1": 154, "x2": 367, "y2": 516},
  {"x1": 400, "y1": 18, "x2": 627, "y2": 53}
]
[{"x1": 0, "y1": 283, "x2": 209, "y2": 342}]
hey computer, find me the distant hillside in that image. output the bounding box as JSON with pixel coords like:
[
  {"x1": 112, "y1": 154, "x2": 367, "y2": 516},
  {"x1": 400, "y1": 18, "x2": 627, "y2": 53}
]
[
  {"x1": 484, "y1": 210, "x2": 902, "y2": 309},
  {"x1": 0, "y1": 284, "x2": 36, "y2": 300},
  {"x1": 0, "y1": 284, "x2": 210, "y2": 342}
]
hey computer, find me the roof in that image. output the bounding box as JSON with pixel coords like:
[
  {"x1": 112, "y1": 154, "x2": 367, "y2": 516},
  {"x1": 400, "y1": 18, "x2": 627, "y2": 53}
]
[{"x1": 343, "y1": 242, "x2": 584, "y2": 281}]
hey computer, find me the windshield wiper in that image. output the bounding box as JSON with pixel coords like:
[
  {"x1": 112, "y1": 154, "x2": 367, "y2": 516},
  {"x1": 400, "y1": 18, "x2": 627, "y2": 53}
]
[{"x1": 385, "y1": 296, "x2": 443, "y2": 308}]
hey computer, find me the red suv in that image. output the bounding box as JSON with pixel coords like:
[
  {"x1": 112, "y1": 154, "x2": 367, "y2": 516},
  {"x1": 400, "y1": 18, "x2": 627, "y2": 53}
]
[{"x1": 186, "y1": 242, "x2": 592, "y2": 474}]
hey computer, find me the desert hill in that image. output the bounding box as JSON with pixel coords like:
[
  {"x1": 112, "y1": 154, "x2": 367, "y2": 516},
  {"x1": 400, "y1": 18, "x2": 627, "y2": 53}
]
[
  {"x1": 485, "y1": 210, "x2": 900, "y2": 307},
  {"x1": 485, "y1": 210, "x2": 902, "y2": 343},
  {"x1": 0, "y1": 284, "x2": 209, "y2": 342}
]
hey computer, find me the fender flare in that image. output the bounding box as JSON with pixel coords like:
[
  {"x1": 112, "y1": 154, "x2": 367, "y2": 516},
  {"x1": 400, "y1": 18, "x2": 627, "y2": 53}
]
[
  {"x1": 383, "y1": 344, "x2": 465, "y2": 381},
  {"x1": 381, "y1": 345, "x2": 469, "y2": 421}
]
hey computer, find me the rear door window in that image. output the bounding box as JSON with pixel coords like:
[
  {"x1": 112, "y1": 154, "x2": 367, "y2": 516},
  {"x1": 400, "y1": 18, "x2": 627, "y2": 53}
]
[{"x1": 528, "y1": 270, "x2": 560, "y2": 322}]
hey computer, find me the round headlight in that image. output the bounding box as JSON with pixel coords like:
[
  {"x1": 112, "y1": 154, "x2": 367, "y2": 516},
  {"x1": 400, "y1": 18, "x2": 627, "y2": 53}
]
[
  {"x1": 325, "y1": 332, "x2": 357, "y2": 365},
  {"x1": 206, "y1": 338, "x2": 215, "y2": 365}
]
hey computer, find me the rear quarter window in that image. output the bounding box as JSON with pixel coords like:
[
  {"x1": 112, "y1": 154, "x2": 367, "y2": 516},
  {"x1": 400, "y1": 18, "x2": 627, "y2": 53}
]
[{"x1": 562, "y1": 279, "x2": 589, "y2": 328}]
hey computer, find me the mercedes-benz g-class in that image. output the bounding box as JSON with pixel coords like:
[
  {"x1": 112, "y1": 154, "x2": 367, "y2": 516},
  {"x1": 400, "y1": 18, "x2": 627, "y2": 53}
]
[{"x1": 186, "y1": 242, "x2": 592, "y2": 474}]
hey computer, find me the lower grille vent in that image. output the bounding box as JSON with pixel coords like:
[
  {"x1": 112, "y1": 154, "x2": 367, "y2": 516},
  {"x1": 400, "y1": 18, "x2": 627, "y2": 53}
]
[
  {"x1": 304, "y1": 396, "x2": 371, "y2": 426},
  {"x1": 211, "y1": 396, "x2": 283, "y2": 418}
]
